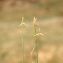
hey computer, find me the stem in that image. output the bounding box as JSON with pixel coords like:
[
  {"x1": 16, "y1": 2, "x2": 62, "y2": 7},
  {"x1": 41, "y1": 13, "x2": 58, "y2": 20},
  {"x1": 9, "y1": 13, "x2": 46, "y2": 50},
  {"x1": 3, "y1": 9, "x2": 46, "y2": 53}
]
[
  {"x1": 36, "y1": 37, "x2": 38, "y2": 63},
  {"x1": 34, "y1": 26, "x2": 38, "y2": 63},
  {"x1": 36, "y1": 35, "x2": 40, "y2": 63},
  {"x1": 22, "y1": 25, "x2": 24, "y2": 63}
]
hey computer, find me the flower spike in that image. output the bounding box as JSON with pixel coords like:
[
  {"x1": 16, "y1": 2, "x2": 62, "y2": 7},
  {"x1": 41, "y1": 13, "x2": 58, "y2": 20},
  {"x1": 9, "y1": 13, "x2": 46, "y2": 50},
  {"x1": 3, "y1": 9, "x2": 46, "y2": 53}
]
[
  {"x1": 19, "y1": 17, "x2": 28, "y2": 27},
  {"x1": 33, "y1": 17, "x2": 37, "y2": 26},
  {"x1": 34, "y1": 28, "x2": 44, "y2": 36}
]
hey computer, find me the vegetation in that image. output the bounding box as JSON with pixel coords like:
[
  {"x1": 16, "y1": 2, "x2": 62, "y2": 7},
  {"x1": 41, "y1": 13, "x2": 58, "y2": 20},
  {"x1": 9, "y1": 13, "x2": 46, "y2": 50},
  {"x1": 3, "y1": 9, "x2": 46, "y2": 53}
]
[
  {"x1": 0, "y1": 17, "x2": 63, "y2": 63},
  {"x1": 0, "y1": 0, "x2": 63, "y2": 63}
]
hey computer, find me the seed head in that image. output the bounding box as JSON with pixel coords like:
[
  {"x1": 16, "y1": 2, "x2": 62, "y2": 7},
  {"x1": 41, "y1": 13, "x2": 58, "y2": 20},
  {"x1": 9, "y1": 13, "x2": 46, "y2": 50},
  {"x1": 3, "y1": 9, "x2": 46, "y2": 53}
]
[
  {"x1": 19, "y1": 17, "x2": 28, "y2": 27},
  {"x1": 34, "y1": 28, "x2": 44, "y2": 36},
  {"x1": 33, "y1": 17, "x2": 37, "y2": 26}
]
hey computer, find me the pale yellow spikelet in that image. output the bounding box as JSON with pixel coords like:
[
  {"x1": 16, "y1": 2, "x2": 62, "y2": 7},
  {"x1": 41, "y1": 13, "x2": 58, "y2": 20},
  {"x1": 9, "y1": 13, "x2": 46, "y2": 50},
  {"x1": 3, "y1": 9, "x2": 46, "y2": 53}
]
[
  {"x1": 33, "y1": 17, "x2": 37, "y2": 26},
  {"x1": 19, "y1": 17, "x2": 28, "y2": 27},
  {"x1": 34, "y1": 28, "x2": 44, "y2": 36}
]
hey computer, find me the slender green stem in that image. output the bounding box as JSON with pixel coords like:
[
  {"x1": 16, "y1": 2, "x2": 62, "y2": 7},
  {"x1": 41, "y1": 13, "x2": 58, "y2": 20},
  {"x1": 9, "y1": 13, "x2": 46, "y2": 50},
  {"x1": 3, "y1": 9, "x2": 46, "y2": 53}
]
[
  {"x1": 34, "y1": 26, "x2": 36, "y2": 35},
  {"x1": 36, "y1": 37, "x2": 38, "y2": 63},
  {"x1": 36, "y1": 35, "x2": 40, "y2": 63},
  {"x1": 34, "y1": 26, "x2": 38, "y2": 63},
  {"x1": 22, "y1": 25, "x2": 24, "y2": 63}
]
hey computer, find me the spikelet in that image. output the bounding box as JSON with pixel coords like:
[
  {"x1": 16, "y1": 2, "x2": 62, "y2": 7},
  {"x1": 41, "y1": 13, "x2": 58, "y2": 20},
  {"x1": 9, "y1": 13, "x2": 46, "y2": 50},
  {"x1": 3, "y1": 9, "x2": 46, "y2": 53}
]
[{"x1": 19, "y1": 17, "x2": 28, "y2": 27}]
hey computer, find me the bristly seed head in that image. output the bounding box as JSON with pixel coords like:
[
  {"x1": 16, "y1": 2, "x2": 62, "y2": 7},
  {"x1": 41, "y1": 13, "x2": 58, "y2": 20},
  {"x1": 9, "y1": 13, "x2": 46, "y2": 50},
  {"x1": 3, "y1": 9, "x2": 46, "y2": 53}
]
[
  {"x1": 34, "y1": 28, "x2": 44, "y2": 36},
  {"x1": 19, "y1": 17, "x2": 28, "y2": 27},
  {"x1": 33, "y1": 17, "x2": 37, "y2": 26}
]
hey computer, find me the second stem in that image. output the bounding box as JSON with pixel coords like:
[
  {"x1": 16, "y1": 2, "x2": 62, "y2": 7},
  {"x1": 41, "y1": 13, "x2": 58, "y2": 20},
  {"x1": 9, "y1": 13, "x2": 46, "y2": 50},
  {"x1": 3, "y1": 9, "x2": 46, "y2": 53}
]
[{"x1": 22, "y1": 25, "x2": 24, "y2": 63}]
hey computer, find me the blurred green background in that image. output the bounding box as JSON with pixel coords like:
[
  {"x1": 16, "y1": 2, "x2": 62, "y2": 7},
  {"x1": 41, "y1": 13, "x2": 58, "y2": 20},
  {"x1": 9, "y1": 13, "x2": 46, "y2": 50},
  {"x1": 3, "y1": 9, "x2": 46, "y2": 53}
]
[{"x1": 0, "y1": 0, "x2": 63, "y2": 63}]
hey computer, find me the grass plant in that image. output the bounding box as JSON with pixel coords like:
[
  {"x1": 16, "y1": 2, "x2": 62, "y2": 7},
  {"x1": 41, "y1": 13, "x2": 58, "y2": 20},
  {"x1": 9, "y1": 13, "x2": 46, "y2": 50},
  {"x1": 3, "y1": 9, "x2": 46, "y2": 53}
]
[
  {"x1": 34, "y1": 28, "x2": 44, "y2": 63},
  {"x1": 33, "y1": 17, "x2": 43, "y2": 63},
  {"x1": 19, "y1": 17, "x2": 28, "y2": 63},
  {"x1": 33, "y1": 17, "x2": 38, "y2": 63},
  {"x1": 19, "y1": 17, "x2": 43, "y2": 63}
]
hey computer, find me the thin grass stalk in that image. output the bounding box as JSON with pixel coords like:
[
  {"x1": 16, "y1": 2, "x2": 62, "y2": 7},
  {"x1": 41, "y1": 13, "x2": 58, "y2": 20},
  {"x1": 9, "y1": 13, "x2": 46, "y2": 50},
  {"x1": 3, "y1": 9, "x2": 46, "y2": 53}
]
[
  {"x1": 33, "y1": 17, "x2": 38, "y2": 63},
  {"x1": 22, "y1": 24, "x2": 24, "y2": 63},
  {"x1": 34, "y1": 26, "x2": 38, "y2": 63},
  {"x1": 36, "y1": 37, "x2": 38, "y2": 63},
  {"x1": 33, "y1": 18, "x2": 43, "y2": 63},
  {"x1": 36, "y1": 28, "x2": 44, "y2": 63},
  {"x1": 19, "y1": 17, "x2": 28, "y2": 63}
]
